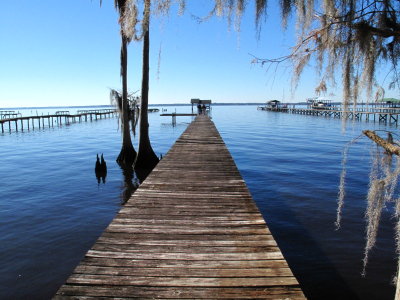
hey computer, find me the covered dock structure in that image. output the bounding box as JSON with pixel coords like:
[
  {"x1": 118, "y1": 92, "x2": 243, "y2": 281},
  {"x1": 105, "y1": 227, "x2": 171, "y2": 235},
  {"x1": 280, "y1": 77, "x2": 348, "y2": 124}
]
[{"x1": 191, "y1": 98, "x2": 212, "y2": 114}]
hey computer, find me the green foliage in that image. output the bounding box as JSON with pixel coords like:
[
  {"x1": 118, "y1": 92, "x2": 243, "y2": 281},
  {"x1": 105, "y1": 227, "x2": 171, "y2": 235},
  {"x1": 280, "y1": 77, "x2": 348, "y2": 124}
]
[{"x1": 382, "y1": 98, "x2": 400, "y2": 103}]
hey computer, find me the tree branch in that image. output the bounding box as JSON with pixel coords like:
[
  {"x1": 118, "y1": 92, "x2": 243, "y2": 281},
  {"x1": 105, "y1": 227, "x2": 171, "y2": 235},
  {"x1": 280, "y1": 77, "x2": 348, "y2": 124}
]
[{"x1": 363, "y1": 130, "x2": 400, "y2": 156}]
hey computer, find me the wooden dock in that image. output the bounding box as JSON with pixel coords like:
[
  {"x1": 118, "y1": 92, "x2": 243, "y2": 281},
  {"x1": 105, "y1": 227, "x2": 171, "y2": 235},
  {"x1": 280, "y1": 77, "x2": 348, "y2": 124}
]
[
  {"x1": 55, "y1": 115, "x2": 305, "y2": 299},
  {"x1": 288, "y1": 107, "x2": 400, "y2": 123},
  {"x1": 260, "y1": 104, "x2": 400, "y2": 125},
  {"x1": 0, "y1": 109, "x2": 117, "y2": 134}
]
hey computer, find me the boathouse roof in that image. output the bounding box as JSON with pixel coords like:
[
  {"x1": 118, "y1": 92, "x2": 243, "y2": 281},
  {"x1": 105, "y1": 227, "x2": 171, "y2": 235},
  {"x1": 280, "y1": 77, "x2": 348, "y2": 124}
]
[{"x1": 191, "y1": 98, "x2": 212, "y2": 104}]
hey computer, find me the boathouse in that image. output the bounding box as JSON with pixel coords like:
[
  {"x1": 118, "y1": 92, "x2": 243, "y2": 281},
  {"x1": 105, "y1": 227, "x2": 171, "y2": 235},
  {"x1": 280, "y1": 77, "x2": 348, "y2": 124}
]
[
  {"x1": 258, "y1": 100, "x2": 288, "y2": 112},
  {"x1": 191, "y1": 98, "x2": 212, "y2": 113},
  {"x1": 268, "y1": 100, "x2": 280, "y2": 109},
  {"x1": 306, "y1": 98, "x2": 335, "y2": 110}
]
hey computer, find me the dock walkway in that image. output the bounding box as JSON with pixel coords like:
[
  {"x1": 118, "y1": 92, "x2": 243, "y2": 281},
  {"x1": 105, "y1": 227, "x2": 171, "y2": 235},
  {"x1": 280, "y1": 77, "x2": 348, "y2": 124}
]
[
  {"x1": 260, "y1": 104, "x2": 400, "y2": 125},
  {"x1": 0, "y1": 109, "x2": 117, "y2": 133},
  {"x1": 55, "y1": 115, "x2": 305, "y2": 299}
]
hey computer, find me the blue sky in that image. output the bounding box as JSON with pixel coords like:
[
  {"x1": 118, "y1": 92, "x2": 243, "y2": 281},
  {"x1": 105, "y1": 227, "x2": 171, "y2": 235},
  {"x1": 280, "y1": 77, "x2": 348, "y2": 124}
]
[{"x1": 0, "y1": 1, "x2": 397, "y2": 107}]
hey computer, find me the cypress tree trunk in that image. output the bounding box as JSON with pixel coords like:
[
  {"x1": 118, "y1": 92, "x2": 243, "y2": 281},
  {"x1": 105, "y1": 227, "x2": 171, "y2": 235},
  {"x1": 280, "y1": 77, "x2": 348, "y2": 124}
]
[
  {"x1": 395, "y1": 259, "x2": 400, "y2": 300},
  {"x1": 117, "y1": 35, "x2": 137, "y2": 168},
  {"x1": 135, "y1": 17, "x2": 159, "y2": 174}
]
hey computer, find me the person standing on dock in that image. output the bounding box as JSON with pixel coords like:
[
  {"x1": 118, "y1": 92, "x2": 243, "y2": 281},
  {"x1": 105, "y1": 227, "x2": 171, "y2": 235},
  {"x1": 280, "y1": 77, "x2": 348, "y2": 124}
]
[{"x1": 202, "y1": 104, "x2": 206, "y2": 115}]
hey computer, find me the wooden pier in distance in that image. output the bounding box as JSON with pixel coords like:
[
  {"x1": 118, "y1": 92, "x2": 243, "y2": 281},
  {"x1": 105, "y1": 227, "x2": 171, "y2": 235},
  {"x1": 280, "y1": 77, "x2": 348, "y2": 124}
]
[
  {"x1": 0, "y1": 109, "x2": 117, "y2": 134},
  {"x1": 260, "y1": 103, "x2": 400, "y2": 125},
  {"x1": 288, "y1": 107, "x2": 400, "y2": 124},
  {"x1": 55, "y1": 115, "x2": 305, "y2": 299}
]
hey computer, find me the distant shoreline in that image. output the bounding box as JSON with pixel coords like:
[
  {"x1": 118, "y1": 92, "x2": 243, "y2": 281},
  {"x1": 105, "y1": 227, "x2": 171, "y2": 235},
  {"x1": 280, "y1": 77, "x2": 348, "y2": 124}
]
[{"x1": 0, "y1": 102, "x2": 296, "y2": 110}]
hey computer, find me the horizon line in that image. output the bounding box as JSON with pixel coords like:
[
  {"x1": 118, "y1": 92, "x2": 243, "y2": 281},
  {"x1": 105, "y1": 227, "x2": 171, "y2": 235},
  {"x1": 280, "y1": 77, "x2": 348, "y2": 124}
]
[{"x1": 0, "y1": 102, "x2": 310, "y2": 110}]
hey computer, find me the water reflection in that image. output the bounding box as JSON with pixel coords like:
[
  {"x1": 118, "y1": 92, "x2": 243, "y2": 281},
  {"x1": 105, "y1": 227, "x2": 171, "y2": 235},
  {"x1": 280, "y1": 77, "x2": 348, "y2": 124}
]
[
  {"x1": 161, "y1": 121, "x2": 191, "y2": 128},
  {"x1": 120, "y1": 165, "x2": 139, "y2": 204},
  {"x1": 134, "y1": 167, "x2": 152, "y2": 183},
  {"x1": 94, "y1": 154, "x2": 107, "y2": 184},
  {"x1": 95, "y1": 173, "x2": 106, "y2": 184}
]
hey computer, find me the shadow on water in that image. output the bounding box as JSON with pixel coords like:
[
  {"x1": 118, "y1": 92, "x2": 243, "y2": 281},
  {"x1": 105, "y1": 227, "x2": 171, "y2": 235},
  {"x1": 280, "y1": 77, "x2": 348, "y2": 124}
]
[
  {"x1": 94, "y1": 153, "x2": 139, "y2": 203},
  {"x1": 135, "y1": 167, "x2": 153, "y2": 183},
  {"x1": 261, "y1": 191, "x2": 360, "y2": 300},
  {"x1": 119, "y1": 164, "x2": 160, "y2": 204},
  {"x1": 120, "y1": 165, "x2": 140, "y2": 204}
]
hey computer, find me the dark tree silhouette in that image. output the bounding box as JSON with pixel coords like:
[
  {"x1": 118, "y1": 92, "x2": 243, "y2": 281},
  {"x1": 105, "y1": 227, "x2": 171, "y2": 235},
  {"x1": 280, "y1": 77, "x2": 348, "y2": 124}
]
[
  {"x1": 134, "y1": 0, "x2": 159, "y2": 174},
  {"x1": 112, "y1": 0, "x2": 138, "y2": 168}
]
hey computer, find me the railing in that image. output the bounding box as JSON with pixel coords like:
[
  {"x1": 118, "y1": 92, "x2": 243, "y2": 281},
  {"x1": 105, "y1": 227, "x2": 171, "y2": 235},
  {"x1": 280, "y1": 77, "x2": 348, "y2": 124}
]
[
  {"x1": 0, "y1": 112, "x2": 22, "y2": 119},
  {"x1": 55, "y1": 111, "x2": 70, "y2": 115}
]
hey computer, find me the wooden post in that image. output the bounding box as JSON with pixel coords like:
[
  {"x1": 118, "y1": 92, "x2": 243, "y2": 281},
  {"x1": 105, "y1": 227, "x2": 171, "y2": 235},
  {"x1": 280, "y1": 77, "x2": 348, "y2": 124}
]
[{"x1": 172, "y1": 113, "x2": 176, "y2": 126}]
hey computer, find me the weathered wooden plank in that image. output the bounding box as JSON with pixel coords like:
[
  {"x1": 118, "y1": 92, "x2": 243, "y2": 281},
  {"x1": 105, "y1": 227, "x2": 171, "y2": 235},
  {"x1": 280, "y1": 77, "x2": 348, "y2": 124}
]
[
  {"x1": 91, "y1": 243, "x2": 281, "y2": 254},
  {"x1": 85, "y1": 250, "x2": 285, "y2": 260},
  {"x1": 65, "y1": 274, "x2": 300, "y2": 287},
  {"x1": 96, "y1": 236, "x2": 277, "y2": 247},
  {"x1": 114, "y1": 214, "x2": 267, "y2": 222},
  {"x1": 54, "y1": 115, "x2": 305, "y2": 299},
  {"x1": 110, "y1": 218, "x2": 267, "y2": 226},
  {"x1": 117, "y1": 207, "x2": 263, "y2": 216},
  {"x1": 73, "y1": 265, "x2": 294, "y2": 277},
  {"x1": 122, "y1": 203, "x2": 260, "y2": 210},
  {"x1": 108, "y1": 223, "x2": 270, "y2": 232},
  {"x1": 99, "y1": 232, "x2": 273, "y2": 241},
  {"x1": 79, "y1": 257, "x2": 291, "y2": 269},
  {"x1": 104, "y1": 225, "x2": 269, "y2": 235},
  {"x1": 56, "y1": 286, "x2": 305, "y2": 299}
]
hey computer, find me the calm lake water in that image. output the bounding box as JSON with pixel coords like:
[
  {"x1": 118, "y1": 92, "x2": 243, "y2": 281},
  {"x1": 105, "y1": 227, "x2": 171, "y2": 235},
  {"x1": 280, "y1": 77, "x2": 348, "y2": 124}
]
[{"x1": 0, "y1": 105, "x2": 398, "y2": 299}]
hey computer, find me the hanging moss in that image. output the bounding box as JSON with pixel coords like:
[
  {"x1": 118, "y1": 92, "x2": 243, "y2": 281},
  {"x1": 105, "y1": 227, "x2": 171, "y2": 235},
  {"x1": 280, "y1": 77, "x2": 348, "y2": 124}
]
[{"x1": 338, "y1": 131, "x2": 400, "y2": 279}]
